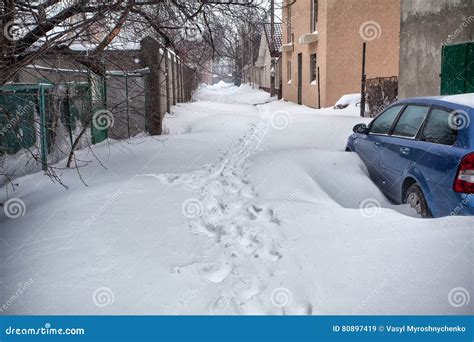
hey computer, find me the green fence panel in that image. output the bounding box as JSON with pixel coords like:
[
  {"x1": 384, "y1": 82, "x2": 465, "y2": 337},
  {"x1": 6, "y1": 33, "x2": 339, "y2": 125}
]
[
  {"x1": 0, "y1": 90, "x2": 37, "y2": 155},
  {"x1": 441, "y1": 43, "x2": 467, "y2": 95},
  {"x1": 91, "y1": 118, "x2": 108, "y2": 145},
  {"x1": 465, "y1": 43, "x2": 474, "y2": 93},
  {"x1": 90, "y1": 74, "x2": 108, "y2": 145},
  {"x1": 1, "y1": 82, "x2": 93, "y2": 172},
  {"x1": 441, "y1": 42, "x2": 474, "y2": 95}
]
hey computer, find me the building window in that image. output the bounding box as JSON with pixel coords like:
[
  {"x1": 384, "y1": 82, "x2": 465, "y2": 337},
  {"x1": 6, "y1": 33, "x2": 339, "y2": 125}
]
[
  {"x1": 287, "y1": 60, "x2": 292, "y2": 81},
  {"x1": 310, "y1": 54, "x2": 317, "y2": 83},
  {"x1": 287, "y1": 4, "x2": 292, "y2": 43},
  {"x1": 311, "y1": 0, "x2": 318, "y2": 32}
]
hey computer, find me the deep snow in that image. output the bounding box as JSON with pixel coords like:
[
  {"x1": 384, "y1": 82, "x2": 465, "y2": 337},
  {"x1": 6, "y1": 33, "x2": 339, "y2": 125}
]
[{"x1": 0, "y1": 83, "x2": 472, "y2": 315}]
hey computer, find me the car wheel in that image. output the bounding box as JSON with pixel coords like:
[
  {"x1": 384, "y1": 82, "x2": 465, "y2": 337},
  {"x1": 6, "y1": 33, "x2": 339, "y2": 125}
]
[{"x1": 404, "y1": 184, "x2": 431, "y2": 218}]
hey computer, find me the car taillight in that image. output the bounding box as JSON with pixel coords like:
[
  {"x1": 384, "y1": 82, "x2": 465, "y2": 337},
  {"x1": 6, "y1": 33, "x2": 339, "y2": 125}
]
[{"x1": 454, "y1": 153, "x2": 474, "y2": 193}]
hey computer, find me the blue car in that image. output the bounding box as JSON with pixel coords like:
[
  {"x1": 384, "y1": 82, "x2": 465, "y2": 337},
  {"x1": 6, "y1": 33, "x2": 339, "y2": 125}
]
[{"x1": 346, "y1": 95, "x2": 474, "y2": 218}]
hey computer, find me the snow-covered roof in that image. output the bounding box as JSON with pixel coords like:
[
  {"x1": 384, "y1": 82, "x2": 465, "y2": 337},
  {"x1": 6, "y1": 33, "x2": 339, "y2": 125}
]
[
  {"x1": 70, "y1": 41, "x2": 141, "y2": 51},
  {"x1": 25, "y1": 64, "x2": 150, "y2": 76}
]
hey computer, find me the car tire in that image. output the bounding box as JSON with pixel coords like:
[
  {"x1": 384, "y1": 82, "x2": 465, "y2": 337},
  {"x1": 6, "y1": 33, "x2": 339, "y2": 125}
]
[{"x1": 404, "y1": 184, "x2": 432, "y2": 218}]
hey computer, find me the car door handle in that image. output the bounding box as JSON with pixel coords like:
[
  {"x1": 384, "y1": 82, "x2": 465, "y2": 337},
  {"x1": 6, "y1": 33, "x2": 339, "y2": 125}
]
[
  {"x1": 374, "y1": 142, "x2": 381, "y2": 148},
  {"x1": 400, "y1": 147, "x2": 411, "y2": 155}
]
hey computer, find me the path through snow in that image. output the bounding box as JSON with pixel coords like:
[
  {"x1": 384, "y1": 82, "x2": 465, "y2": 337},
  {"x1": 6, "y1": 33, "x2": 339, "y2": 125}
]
[
  {"x1": 1, "y1": 83, "x2": 472, "y2": 315},
  {"x1": 139, "y1": 107, "x2": 297, "y2": 313}
]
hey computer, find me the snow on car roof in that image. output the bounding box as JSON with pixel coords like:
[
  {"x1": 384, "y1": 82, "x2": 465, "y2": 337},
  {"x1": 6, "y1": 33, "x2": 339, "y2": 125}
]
[
  {"x1": 407, "y1": 93, "x2": 474, "y2": 108},
  {"x1": 334, "y1": 93, "x2": 360, "y2": 106},
  {"x1": 439, "y1": 93, "x2": 474, "y2": 108}
]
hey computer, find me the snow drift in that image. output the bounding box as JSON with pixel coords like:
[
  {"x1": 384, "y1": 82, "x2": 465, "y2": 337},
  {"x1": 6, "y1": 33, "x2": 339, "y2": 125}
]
[{"x1": 1, "y1": 83, "x2": 472, "y2": 315}]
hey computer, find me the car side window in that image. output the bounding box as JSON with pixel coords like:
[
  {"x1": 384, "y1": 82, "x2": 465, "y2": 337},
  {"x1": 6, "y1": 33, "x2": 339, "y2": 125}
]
[
  {"x1": 369, "y1": 105, "x2": 404, "y2": 135},
  {"x1": 421, "y1": 108, "x2": 457, "y2": 145},
  {"x1": 392, "y1": 105, "x2": 430, "y2": 138}
]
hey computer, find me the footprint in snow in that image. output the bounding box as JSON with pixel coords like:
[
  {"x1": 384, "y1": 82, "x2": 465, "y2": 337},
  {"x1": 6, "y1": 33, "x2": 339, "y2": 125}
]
[
  {"x1": 198, "y1": 261, "x2": 234, "y2": 283},
  {"x1": 191, "y1": 221, "x2": 224, "y2": 238},
  {"x1": 136, "y1": 173, "x2": 180, "y2": 184},
  {"x1": 240, "y1": 185, "x2": 256, "y2": 198},
  {"x1": 246, "y1": 205, "x2": 280, "y2": 225},
  {"x1": 236, "y1": 277, "x2": 267, "y2": 304}
]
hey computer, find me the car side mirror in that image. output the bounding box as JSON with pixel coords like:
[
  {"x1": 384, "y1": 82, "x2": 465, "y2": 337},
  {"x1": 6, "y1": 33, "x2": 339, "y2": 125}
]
[{"x1": 353, "y1": 123, "x2": 368, "y2": 134}]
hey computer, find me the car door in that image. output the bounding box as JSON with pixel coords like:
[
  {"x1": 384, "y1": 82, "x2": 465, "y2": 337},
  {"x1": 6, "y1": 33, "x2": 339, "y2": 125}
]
[
  {"x1": 378, "y1": 105, "x2": 431, "y2": 199},
  {"x1": 355, "y1": 105, "x2": 405, "y2": 181},
  {"x1": 415, "y1": 106, "x2": 468, "y2": 215}
]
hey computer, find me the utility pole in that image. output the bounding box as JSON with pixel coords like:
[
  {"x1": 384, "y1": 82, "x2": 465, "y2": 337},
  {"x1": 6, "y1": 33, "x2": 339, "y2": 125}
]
[
  {"x1": 317, "y1": 66, "x2": 321, "y2": 109},
  {"x1": 240, "y1": 27, "x2": 244, "y2": 86},
  {"x1": 250, "y1": 27, "x2": 254, "y2": 86},
  {"x1": 270, "y1": 0, "x2": 276, "y2": 97},
  {"x1": 360, "y1": 42, "x2": 367, "y2": 117}
]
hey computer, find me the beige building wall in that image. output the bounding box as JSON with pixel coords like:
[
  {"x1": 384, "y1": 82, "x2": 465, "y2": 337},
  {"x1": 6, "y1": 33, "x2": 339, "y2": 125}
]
[{"x1": 282, "y1": 0, "x2": 400, "y2": 108}]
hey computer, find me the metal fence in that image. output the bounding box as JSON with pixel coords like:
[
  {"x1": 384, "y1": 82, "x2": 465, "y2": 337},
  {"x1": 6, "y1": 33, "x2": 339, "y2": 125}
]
[
  {"x1": 0, "y1": 80, "x2": 100, "y2": 187},
  {"x1": 365, "y1": 76, "x2": 398, "y2": 117},
  {"x1": 1, "y1": 45, "x2": 199, "y2": 186}
]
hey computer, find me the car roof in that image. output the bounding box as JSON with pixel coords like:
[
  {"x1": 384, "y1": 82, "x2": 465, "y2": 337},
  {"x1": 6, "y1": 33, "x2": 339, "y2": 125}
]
[
  {"x1": 394, "y1": 94, "x2": 474, "y2": 149},
  {"x1": 396, "y1": 93, "x2": 474, "y2": 110}
]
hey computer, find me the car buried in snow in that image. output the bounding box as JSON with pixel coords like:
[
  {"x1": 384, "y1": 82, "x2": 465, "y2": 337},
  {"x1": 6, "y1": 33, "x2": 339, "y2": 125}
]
[{"x1": 346, "y1": 94, "x2": 474, "y2": 218}]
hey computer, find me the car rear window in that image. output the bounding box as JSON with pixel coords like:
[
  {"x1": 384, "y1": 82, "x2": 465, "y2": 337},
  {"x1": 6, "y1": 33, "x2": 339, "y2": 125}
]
[
  {"x1": 369, "y1": 105, "x2": 404, "y2": 135},
  {"x1": 392, "y1": 105, "x2": 430, "y2": 138},
  {"x1": 421, "y1": 108, "x2": 458, "y2": 145}
]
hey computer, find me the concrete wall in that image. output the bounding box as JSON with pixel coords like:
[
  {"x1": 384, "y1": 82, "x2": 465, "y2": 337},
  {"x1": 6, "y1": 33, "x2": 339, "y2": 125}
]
[
  {"x1": 141, "y1": 38, "x2": 190, "y2": 135},
  {"x1": 282, "y1": 0, "x2": 400, "y2": 108},
  {"x1": 106, "y1": 75, "x2": 146, "y2": 140},
  {"x1": 399, "y1": 0, "x2": 474, "y2": 99}
]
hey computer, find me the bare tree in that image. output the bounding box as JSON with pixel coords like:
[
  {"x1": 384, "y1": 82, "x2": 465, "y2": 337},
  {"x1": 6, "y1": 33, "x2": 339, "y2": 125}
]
[{"x1": 0, "y1": 0, "x2": 269, "y2": 193}]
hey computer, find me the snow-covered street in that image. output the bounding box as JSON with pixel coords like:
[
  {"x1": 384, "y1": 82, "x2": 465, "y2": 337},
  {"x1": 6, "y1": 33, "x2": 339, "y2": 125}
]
[{"x1": 1, "y1": 83, "x2": 472, "y2": 315}]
